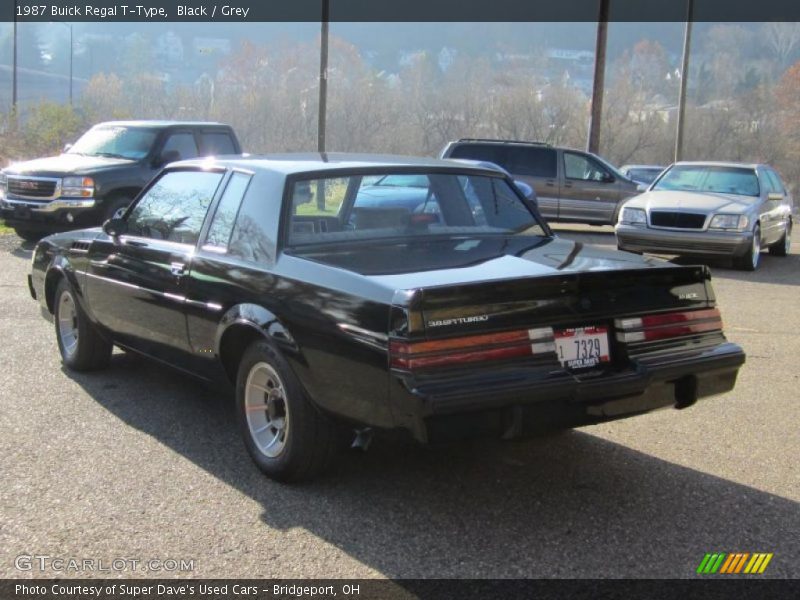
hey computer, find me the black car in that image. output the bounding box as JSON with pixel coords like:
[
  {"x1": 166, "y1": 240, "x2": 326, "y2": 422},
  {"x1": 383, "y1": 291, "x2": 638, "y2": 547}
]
[
  {"x1": 1, "y1": 120, "x2": 241, "y2": 241},
  {"x1": 29, "y1": 154, "x2": 745, "y2": 481}
]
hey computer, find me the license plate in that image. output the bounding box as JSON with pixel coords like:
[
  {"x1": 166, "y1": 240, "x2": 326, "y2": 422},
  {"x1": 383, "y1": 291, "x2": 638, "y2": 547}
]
[{"x1": 554, "y1": 326, "x2": 610, "y2": 369}]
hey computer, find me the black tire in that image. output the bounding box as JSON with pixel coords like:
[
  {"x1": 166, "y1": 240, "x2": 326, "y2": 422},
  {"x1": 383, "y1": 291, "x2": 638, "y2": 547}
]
[
  {"x1": 13, "y1": 227, "x2": 44, "y2": 243},
  {"x1": 54, "y1": 279, "x2": 112, "y2": 371},
  {"x1": 769, "y1": 220, "x2": 792, "y2": 257},
  {"x1": 235, "y1": 339, "x2": 338, "y2": 482},
  {"x1": 734, "y1": 224, "x2": 761, "y2": 271},
  {"x1": 103, "y1": 195, "x2": 133, "y2": 221}
]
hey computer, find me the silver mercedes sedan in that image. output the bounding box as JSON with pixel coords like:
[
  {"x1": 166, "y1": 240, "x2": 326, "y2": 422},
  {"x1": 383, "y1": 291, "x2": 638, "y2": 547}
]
[{"x1": 615, "y1": 162, "x2": 793, "y2": 270}]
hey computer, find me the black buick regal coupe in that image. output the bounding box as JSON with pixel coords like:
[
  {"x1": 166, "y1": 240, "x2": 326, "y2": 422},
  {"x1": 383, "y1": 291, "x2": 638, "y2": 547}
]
[{"x1": 29, "y1": 154, "x2": 745, "y2": 481}]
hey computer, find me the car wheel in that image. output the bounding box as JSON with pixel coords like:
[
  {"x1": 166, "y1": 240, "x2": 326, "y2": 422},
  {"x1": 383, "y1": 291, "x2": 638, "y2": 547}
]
[
  {"x1": 54, "y1": 279, "x2": 112, "y2": 371},
  {"x1": 768, "y1": 220, "x2": 791, "y2": 257},
  {"x1": 734, "y1": 224, "x2": 761, "y2": 271},
  {"x1": 104, "y1": 196, "x2": 133, "y2": 221},
  {"x1": 236, "y1": 339, "x2": 338, "y2": 482},
  {"x1": 13, "y1": 227, "x2": 44, "y2": 243}
]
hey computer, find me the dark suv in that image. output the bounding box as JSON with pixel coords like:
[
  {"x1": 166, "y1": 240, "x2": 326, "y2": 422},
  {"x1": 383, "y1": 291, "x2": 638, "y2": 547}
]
[
  {"x1": 0, "y1": 120, "x2": 241, "y2": 240},
  {"x1": 441, "y1": 139, "x2": 640, "y2": 225}
]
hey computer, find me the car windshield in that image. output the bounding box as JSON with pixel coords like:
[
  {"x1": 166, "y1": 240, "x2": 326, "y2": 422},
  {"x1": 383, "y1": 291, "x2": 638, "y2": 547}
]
[
  {"x1": 67, "y1": 126, "x2": 157, "y2": 160},
  {"x1": 627, "y1": 168, "x2": 662, "y2": 184},
  {"x1": 653, "y1": 165, "x2": 760, "y2": 197},
  {"x1": 287, "y1": 171, "x2": 546, "y2": 246}
]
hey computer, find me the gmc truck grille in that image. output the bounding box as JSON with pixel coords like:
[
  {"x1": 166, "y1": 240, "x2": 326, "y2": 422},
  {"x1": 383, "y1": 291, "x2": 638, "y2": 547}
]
[
  {"x1": 650, "y1": 211, "x2": 706, "y2": 229},
  {"x1": 7, "y1": 177, "x2": 59, "y2": 200}
]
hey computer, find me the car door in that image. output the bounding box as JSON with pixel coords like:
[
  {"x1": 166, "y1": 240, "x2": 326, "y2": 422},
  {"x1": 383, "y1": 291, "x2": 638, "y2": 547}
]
[
  {"x1": 504, "y1": 146, "x2": 560, "y2": 220},
  {"x1": 559, "y1": 150, "x2": 620, "y2": 224},
  {"x1": 86, "y1": 168, "x2": 226, "y2": 366},
  {"x1": 763, "y1": 168, "x2": 791, "y2": 245}
]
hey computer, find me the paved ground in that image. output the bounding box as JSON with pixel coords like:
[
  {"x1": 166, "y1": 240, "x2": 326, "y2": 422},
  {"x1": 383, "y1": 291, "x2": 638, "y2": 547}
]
[{"x1": 1, "y1": 228, "x2": 798, "y2": 580}]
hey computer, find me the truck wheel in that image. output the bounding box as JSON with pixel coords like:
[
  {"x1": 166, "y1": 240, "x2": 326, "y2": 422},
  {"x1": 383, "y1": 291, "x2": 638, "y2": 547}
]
[
  {"x1": 103, "y1": 196, "x2": 133, "y2": 221},
  {"x1": 54, "y1": 279, "x2": 112, "y2": 371},
  {"x1": 768, "y1": 220, "x2": 791, "y2": 257},
  {"x1": 14, "y1": 227, "x2": 43, "y2": 243},
  {"x1": 236, "y1": 339, "x2": 338, "y2": 482},
  {"x1": 733, "y1": 225, "x2": 761, "y2": 271}
]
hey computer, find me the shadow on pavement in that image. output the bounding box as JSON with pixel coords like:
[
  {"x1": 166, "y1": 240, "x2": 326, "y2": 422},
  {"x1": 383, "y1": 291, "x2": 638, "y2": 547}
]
[{"x1": 65, "y1": 354, "x2": 800, "y2": 578}]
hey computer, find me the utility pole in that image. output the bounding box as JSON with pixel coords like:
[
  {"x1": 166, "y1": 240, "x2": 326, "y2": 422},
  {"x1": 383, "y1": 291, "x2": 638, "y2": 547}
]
[
  {"x1": 317, "y1": 0, "x2": 329, "y2": 155},
  {"x1": 674, "y1": 0, "x2": 694, "y2": 162},
  {"x1": 12, "y1": 0, "x2": 18, "y2": 124},
  {"x1": 587, "y1": 0, "x2": 609, "y2": 154},
  {"x1": 316, "y1": 0, "x2": 329, "y2": 209},
  {"x1": 56, "y1": 22, "x2": 73, "y2": 105}
]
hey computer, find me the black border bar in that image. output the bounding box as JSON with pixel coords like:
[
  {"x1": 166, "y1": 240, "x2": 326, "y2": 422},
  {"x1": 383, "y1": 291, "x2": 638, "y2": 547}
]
[
  {"x1": 3, "y1": 579, "x2": 800, "y2": 600},
  {"x1": 4, "y1": 0, "x2": 800, "y2": 22}
]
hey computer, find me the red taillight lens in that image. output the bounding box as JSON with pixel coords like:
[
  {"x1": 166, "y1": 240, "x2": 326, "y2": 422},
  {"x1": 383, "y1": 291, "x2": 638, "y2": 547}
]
[
  {"x1": 390, "y1": 327, "x2": 555, "y2": 370},
  {"x1": 615, "y1": 308, "x2": 722, "y2": 343}
]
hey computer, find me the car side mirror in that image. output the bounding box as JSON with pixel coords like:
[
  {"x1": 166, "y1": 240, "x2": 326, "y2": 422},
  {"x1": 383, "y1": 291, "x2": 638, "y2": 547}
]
[
  {"x1": 154, "y1": 149, "x2": 181, "y2": 168},
  {"x1": 103, "y1": 218, "x2": 127, "y2": 238},
  {"x1": 636, "y1": 183, "x2": 647, "y2": 193},
  {"x1": 602, "y1": 173, "x2": 615, "y2": 183},
  {"x1": 767, "y1": 192, "x2": 784, "y2": 201}
]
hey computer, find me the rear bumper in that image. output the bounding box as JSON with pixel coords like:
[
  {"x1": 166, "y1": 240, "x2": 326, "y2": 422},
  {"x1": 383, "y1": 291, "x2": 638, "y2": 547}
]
[
  {"x1": 615, "y1": 224, "x2": 752, "y2": 257},
  {"x1": 392, "y1": 342, "x2": 745, "y2": 442}
]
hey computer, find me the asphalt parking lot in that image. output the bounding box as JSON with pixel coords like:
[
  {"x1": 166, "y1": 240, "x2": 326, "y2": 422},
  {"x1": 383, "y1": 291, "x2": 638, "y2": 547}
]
[{"x1": 1, "y1": 227, "x2": 798, "y2": 580}]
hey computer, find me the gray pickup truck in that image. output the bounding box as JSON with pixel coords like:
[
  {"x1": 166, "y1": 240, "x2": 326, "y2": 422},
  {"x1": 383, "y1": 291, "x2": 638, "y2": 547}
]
[
  {"x1": 1, "y1": 120, "x2": 241, "y2": 241},
  {"x1": 441, "y1": 138, "x2": 640, "y2": 225}
]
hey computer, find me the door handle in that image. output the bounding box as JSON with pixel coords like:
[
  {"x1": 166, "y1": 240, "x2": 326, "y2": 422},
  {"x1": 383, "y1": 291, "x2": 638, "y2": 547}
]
[
  {"x1": 545, "y1": 180, "x2": 556, "y2": 187},
  {"x1": 170, "y1": 262, "x2": 187, "y2": 277},
  {"x1": 564, "y1": 182, "x2": 573, "y2": 188},
  {"x1": 125, "y1": 239, "x2": 148, "y2": 247}
]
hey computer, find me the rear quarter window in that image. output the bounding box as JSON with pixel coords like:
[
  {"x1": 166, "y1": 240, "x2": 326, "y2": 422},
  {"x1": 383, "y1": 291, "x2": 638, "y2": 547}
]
[
  {"x1": 505, "y1": 147, "x2": 557, "y2": 178},
  {"x1": 200, "y1": 132, "x2": 237, "y2": 156},
  {"x1": 448, "y1": 144, "x2": 508, "y2": 168}
]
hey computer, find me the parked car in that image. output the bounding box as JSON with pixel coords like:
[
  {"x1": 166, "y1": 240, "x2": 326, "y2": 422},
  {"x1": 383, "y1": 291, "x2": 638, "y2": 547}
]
[
  {"x1": 0, "y1": 120, "x2": 241, "y2": 241},
  {"x1": 29, "y1": 154, "x2": 745, "y2": 481},
  {"x1": 620, "y1": 164, "x2": 666, "y2": 186},
  {"x1": 440, "y1": 138, "x2": 640, "y2": 224},
  {"x1": 616, "y1": 161, "x2": 793, "y2": 271}
]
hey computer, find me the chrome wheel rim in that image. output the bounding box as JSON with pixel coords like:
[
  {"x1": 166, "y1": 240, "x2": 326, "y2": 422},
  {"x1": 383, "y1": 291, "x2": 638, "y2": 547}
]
[
  {"x1": 244, "y1": 362, "x2": 289, "y2": 458},
  {"x1": 57, "y1": 291, "x2": 79, "y2": 358},
  {"x1": 751, "y1": 230, "x2": 761, "y2": 269}
]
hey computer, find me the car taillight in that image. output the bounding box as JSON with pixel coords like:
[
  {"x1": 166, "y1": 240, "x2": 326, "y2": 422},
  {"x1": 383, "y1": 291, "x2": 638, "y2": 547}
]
[
  {"x1": 614, "y1": 308, "x2": 722, "y2": 343},
  {"x1": 389, "y1": 327, "x2": 555, "y2": 370}
]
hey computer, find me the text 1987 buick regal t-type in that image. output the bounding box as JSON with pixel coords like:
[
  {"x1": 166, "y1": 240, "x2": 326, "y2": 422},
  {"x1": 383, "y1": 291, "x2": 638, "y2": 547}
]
[{"x1": 29, "y1": 154, "x2": 745, "y2": 481}]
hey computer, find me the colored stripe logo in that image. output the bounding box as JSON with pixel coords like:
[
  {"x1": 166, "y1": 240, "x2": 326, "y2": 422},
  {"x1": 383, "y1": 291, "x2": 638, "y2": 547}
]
[{"x1": 697, "y1": 553, "x2": 773, "y2": 574}]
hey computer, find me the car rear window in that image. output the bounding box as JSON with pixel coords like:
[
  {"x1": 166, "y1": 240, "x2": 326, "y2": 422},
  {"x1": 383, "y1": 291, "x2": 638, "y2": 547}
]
[{"x1": 286, "y1": 171, "x2": 545, "y2": 247}]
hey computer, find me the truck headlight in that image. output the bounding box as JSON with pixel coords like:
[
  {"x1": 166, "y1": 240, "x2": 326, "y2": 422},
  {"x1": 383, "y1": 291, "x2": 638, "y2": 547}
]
[
  {"x1": 61, "y1": 176, "x2": 94, "y2": 198},
  {"x1": 620, "y1": 207, "x2": 647, "y2": 226},
  {"x1": 709, "y1": 214, "x2": 748, "y2": 231}
]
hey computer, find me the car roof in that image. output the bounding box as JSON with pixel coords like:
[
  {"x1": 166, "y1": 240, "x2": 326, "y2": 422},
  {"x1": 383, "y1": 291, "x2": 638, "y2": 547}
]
[
  {"x1": 93, "y1": 120, "x2": 231, "y2": 129},
  {"x1": 621, "y1": 164, "x2": 665, "y2": 170},
  {"x1": 171, "y1": 153, "x2": 508, "y2": 176}
]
